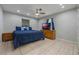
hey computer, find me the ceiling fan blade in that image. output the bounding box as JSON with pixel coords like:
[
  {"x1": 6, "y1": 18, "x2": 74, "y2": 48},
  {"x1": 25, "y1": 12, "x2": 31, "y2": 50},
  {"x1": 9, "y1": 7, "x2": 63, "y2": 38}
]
[
  {"x1": 35, "y1": 8, "x2": 46, "y2": 15},
  {"x1": 36, "y1": 9, "x2": 39, "y2": 13}
]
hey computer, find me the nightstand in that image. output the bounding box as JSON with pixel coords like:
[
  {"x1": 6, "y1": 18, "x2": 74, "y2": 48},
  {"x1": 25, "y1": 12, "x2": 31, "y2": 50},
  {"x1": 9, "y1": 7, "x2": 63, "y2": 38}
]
[{"x1": 2, "y1": 33, "x2": 13, "y2": 42}]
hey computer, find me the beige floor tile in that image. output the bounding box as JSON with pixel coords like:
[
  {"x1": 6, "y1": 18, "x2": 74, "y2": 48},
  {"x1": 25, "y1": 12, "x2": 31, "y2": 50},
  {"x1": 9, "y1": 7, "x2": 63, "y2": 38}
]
[{"x1": 0, "y1": 38, "x2": 78, "y2": 55}]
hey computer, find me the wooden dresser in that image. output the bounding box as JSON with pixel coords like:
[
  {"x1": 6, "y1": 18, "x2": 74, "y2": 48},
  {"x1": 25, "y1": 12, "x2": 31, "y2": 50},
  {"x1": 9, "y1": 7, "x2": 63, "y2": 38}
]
[
  {"x1": 42, "y1": 30, "x2": 56, "y2": 40},
  {"x1": 2, "y1": 33, "x2": 13, "y2": 42}
]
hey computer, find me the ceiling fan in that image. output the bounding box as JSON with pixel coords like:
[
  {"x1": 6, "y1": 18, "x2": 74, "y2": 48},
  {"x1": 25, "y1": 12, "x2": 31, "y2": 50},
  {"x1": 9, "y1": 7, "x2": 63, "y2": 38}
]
[{"x1": 35, "y1": 8, "x2": 46, "y2": 16}]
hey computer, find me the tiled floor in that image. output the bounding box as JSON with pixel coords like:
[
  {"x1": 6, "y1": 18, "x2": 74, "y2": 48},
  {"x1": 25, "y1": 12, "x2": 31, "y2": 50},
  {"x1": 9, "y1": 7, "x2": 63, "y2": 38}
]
[{"x1": 0, "y1": 38, "x2": 78, "y2": 55}]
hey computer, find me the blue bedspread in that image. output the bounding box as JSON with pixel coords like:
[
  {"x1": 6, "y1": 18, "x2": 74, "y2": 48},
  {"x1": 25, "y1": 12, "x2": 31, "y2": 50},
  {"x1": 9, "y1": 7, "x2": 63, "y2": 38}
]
[{"x1": 13, "y1": 30, "x2": 44, "y2": 48}]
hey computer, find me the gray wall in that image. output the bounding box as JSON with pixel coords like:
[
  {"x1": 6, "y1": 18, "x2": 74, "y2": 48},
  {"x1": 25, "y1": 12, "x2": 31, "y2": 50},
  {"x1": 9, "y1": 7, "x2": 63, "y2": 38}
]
[
  {"x1": 39, "y1": 9, "x2": 77, "y2": 42},
  {"x1": 3, "y1": 12, "x2": 39, "y2": 33},
  {"x1": 0, "y1": 6, "x2": 3, "y2": 45},
  {"x1": 3, "y1": 12, "x2": 22, "y2": 32},
  {"x1": 54, "y1": 9, "x2": 77, "y2": 42},
  {"x1": 77, "y1": 8, "x2": 79, "y2": 48}
]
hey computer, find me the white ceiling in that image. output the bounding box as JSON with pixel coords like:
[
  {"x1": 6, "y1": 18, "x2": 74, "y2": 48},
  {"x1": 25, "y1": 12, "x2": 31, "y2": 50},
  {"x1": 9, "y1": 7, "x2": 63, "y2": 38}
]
[{"x1": 1, "y1": 4, "x2": 77, "y2": 18}]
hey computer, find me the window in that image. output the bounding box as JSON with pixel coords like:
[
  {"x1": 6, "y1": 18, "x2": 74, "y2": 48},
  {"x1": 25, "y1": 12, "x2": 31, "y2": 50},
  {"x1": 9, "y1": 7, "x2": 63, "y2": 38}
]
[{"x1": 22, "y1": 19, "x2": 30, "y2": 27}]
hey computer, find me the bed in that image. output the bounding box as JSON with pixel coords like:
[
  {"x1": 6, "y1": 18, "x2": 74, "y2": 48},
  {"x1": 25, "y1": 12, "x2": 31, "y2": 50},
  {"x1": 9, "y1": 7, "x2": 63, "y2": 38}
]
[{"x1": 13, "y1": 27, "x2": 45, "y2": 48}]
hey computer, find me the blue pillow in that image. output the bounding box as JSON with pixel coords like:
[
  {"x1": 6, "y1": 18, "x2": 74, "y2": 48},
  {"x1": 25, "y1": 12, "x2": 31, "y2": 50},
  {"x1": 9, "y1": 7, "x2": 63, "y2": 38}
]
[
  {"x1": 16, "y1": 26, "x2": 21, "y2": 31},
  {"x1": 26, "y1": 27, "x2": 32, "y2": 30},
  {"x1": 21, "y1": 27, "x2": 28, "y2": 31},
  {"x1": 29, "y1": 27, "x2": 32, "y2": 30},
  {"x1": 17, "y1": 26, "x2": 32, "y2": 31},
  {"x1": 23, "y1": 27, "x2": 27, "y2": 31},
  {"x1": 22, "y1": 26, "x2": 32, "y2": 30}
]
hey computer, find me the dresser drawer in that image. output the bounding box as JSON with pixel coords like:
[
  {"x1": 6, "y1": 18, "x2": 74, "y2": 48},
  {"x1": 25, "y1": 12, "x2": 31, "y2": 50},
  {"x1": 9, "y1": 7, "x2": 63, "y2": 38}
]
[{"x1": 42, "y1": 30, "x2": 56, "y2": 40}]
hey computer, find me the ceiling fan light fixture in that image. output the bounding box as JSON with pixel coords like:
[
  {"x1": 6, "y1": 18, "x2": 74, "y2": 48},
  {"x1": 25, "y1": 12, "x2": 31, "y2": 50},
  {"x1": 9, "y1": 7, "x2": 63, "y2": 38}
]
[
  {"x1": 17, "y1": 10, "x2": 20, "y2": 12},
  {"x1": 35, "y1": 13, "x2": 39, "y2": 16}
]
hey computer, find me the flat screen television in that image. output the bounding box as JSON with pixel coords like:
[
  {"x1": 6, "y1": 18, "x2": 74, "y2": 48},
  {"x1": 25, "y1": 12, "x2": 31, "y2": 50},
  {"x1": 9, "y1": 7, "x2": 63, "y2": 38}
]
[{"x1": 42, "y1": 23, "x2": 50, "y2": 30}]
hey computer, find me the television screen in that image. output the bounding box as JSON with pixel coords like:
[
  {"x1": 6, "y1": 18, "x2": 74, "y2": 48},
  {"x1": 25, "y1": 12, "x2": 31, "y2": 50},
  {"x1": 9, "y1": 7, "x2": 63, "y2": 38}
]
[{"x1": 42, "y1": 23, "x2": 50, "y2": 30}]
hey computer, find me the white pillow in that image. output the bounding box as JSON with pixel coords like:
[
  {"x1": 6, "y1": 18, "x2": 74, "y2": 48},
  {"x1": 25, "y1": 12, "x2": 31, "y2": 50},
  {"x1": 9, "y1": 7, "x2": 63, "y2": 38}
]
[
  {"x1": 21, "y1": 27, "x2": 26, "y2": 31},
  {"x1": 27, "y1": 27, "x2": 29, "y2": 30}
]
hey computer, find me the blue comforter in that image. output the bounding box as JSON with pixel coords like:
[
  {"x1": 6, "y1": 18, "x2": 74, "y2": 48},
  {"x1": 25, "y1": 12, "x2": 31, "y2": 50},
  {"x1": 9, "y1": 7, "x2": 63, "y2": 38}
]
[{"x1": 13, "y1": 30, "x2": 44, "y2": 48}]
